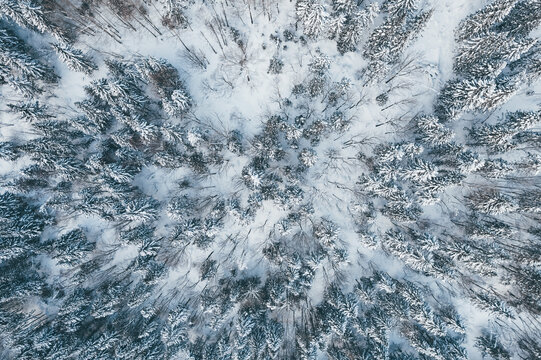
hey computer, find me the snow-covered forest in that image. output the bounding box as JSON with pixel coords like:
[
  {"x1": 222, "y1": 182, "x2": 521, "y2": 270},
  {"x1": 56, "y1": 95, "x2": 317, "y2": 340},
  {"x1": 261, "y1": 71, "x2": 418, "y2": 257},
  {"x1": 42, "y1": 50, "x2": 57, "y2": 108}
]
[{"x1": 0, "y1": 0, "x2": 540, "y2": 359}]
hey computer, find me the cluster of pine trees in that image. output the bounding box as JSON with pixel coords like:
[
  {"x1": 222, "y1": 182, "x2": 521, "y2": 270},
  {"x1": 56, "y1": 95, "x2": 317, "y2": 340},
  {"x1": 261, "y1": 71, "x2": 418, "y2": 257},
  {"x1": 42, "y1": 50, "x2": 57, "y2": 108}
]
[{"x1": 0, "y1": 0, "x2": 540, "y2": 359}]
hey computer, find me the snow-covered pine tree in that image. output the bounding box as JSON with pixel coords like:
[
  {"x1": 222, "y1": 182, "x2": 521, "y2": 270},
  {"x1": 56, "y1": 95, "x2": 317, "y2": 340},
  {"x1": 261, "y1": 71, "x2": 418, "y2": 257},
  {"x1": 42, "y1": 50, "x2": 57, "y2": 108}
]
[
  {"x1": 7, "y1": 101, "x2": 52, "y2": 122},
  {"x1": 467, "y1": 189, "x2": 517, "y2": 215},
  {"x1": 363, "y1": 5, "x2": 432, "y2": 80},
  {"x1": 467, "y1": 111, "x2": 539, "y2": 153},
  {"x1": 383, "y1": 0, "x2": 418, "y2": 18},
  {"x1": 0, "y1": 0, "x2": 68, "y2": 42},
  {"x1": 475, "y1": 329, "x2": 511, "y2": 360},
  {"x1": 163, "y1": 88, "x2": 192, "y2": 117},
  {"x1": 414, "y1": 115, "x2": 455, "y2": 145},
  {"x1": 436, "y1": 77, "x2": 502, "y2": 121},
  {"x1": 0, "y1": 23, "x2": 54, "y2": 85},
  {"x1": 336, "y1": 3, "x2": 379, "y2": 53},
  {"x1": 495, "y1": 0, "x2": 541, "y2": 37},
  {"x1": 456, "y1": 0, "x2": 518, "y2": 41},
  {"x1": 51, "y1": 43, "x2": 97, "y2": 74},
  {"x1": 455, "y1": 31, "x2": 535, "y2": 79},
  {"x1": 296, "y1": 0, "x2": 328, "y2": 38}
]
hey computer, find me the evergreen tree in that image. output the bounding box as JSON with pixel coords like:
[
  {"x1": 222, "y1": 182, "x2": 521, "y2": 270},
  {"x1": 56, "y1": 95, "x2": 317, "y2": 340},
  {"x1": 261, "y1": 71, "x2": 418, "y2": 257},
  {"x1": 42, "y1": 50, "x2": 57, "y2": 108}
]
[
  {"x1": 456, "y1": 0, "x2": 518, "y2": 41},
  {"x1": 336, "y1": 3, "x2": 379, "y2": 53},
  {"x1": 476, "y1": 329, "x2": 511, "y2": 360},
  {"x1": 0, "y1": 23, "x2": 54, "y2": 89},
  {"x1": 414, "y1": 115, "x2": 454, "y2": 145},
  {"x1": 297, "y1": 0, "x2": 329, "y2": 38},
  {"x1": 495, "y1": 0, "x2": 541, "y2": 37},
  {"x1": 383, "y1": 0, "x2": 418, "y2": 18},
  {"x1": 51, "y1": 43, "x2": 97, "y2": 74}
]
